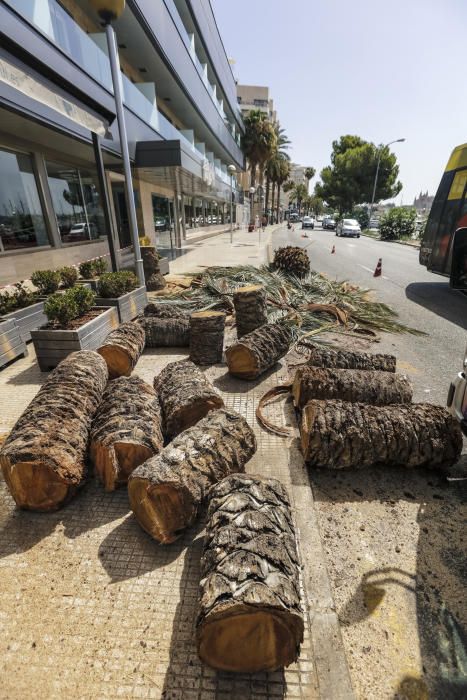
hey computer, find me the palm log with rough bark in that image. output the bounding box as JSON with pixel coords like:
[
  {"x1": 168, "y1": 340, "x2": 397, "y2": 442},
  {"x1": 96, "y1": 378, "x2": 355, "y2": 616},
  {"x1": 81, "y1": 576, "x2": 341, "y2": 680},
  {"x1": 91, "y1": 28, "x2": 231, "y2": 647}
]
[
  {"x1": 301, "y1": 400, "x2": 463, "y2": 470},
  {"x1": 303, "y1": 343, "x2": 396, "y2": 372},
  {"x1": 141, "y1": 246, "x2": 166, "y2": 291},
  {"x1": 97, "y1": 321, "x2": 145, "y2": 379},
  {"x1": 292, "y1": 366, "x2": 412, "y2": 409},
  {"x1": 233, "y1": 284, "x2": 268, "y2": 337},
  {"x1": 154, "y1": 359, "x2": 224, "y2": 439},
  {"x1": 138, "y1": 315, "x2": 190, "y2": 347},
  {"x1": 90, "y1": 376, "x2": 163, "y2": 491},
  {"x1": 128, "y1": 409, "x2": 256, "y2": 544},
  {"x1": 0, "y1": 351, "x2": 108, "y2": 511},
  {"x1": 190, "y1": 311, "x2": 225, "y2": 365},
  {"x1": 196, "y1": 473, "x2": 304, "y2": 672},
  {"x1": 226, "y1": 322, "x2": 292, "y2": 380}
]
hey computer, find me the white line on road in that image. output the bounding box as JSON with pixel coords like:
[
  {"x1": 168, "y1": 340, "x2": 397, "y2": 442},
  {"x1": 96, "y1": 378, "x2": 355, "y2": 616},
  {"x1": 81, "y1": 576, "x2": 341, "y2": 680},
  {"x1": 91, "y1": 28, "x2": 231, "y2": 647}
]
[{"x1": 358, "y1": 264, "x2": 389, "y2": 280}]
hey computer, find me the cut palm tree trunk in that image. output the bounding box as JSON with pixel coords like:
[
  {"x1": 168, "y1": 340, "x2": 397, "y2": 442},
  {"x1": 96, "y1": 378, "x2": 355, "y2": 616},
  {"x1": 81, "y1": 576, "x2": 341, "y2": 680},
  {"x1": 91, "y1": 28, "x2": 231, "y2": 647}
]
[
  {"x1": 302, "y1": 343, "x2": 396, "y2": 372},
  {"x1": 233, "y1": 284, "x2": 268, "y2": 337},
  {"x1": 196, "y1": 473, "x2": 304, "y2": 673},
  {"x1": 301, "y1": 400, "x2": 462, "y2": 470},
  {"x1": 141, "y1": 246, "x2": 166, "y2": 291},
  {"x1": 154, "y1": 359, "x2": 224, "y2": 439},
  {"x1": 0, "y1": 351, "x2": 108, "y2": 511},
  {"x1": 138, "y1": 316, "x2": 190, "y2": 347},
  {"x1": 97, "y1": 321, "x2": 145, "y2": 379},
  {"x1": 189, "y1": 311, "x2": 225, "y2": 365},
  {"x1": 128, "y1": 409, "x2": 256, "y2": 544},
  {"x1": 226, "y1": 322, "x2": 292, "y2": 380},
  {"x1": 90, "y1": 376, "x2": 163, "y2": 491},
  {"x1": 292, "y1": 366, "x2": 412, "y2": 409}
]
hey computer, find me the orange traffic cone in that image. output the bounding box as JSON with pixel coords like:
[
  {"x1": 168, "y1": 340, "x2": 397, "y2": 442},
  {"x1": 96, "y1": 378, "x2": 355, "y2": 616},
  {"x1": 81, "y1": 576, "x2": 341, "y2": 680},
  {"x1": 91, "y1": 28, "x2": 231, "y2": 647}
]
[
  {"x1": 331, "y1": 245, "x2": 335, "y2": 254},
  {"x1": 373, "y1": 258, "x2": 382, "y2": 277}
]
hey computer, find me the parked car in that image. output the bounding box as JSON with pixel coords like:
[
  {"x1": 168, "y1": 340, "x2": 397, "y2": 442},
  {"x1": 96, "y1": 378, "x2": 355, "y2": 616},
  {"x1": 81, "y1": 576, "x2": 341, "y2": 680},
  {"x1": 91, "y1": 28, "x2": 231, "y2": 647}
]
[
  {"x1": 322, "y1": 217, "x2": 336, "y2": 230},
  {"x1": 447, "y1": 344, "x2": 467, "y2": 436},
  {"x1": 64, "y1": 222, "x2": 98, "y2": 241},
  {"x1": 336, "y1": 218, "x2": 361, "y2": 238},
  {"x1": 302, "y1": 216, "x2": 315, "y2": 229},
  {"x1": 155, "y1": 217, "x2": 169, "y2": 231},
  {"x1": 289, "y1": 213, "x2": 300, "y2": 223}
]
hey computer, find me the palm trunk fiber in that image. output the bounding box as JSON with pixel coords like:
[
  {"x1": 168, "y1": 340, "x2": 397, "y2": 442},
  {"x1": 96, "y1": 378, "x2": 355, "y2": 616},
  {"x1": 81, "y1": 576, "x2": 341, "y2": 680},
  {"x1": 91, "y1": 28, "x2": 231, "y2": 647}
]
[
  {"x1": 154, "y1": 359, "x2": 224, "y2": 439},
  {"x1": 301, "y1": 400, "x2": 463, "y2": 470},
  {"x1": 226, "y1": 322, "x2": 292, "y2": 380},
  {"x1": 196, "y1": 473, "x2": 304, "y2": 673},
  {"x1": 189, "y1": 311, "x2": 225, "y2": 365},
  {"x1": 90, "y1": 376, "x2": 163, "y2": 491},
  {"x1": 138, "y1": 316, "x2": 190, "y2": 347},
  {"x1": 141, "y1": 246, "x2": 166, "y2": 291},
  {"x1": 302, "y1": 343, "x2": 396, "y2": 372},
  {"x1": 293, "y1": 366, "x2": 412, "y2": 409},
  {"x1": 98, "y1": 321, "x2": 145, "y2": 379},
  {"x1": 128, "y1": 409, "x2": 256, "y2": 544},
  {"x1": 0, "y1": 351, "x2": 108, "y2": 511},
  {"x1": 233, "y1": 284, "x2": 268, "y2": 337}
]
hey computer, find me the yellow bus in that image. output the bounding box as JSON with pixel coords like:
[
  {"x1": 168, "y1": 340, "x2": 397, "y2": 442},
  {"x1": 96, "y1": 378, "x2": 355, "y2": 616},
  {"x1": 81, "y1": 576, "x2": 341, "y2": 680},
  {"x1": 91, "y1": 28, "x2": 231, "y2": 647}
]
[{"x1": 419, "y1": 143, "x2": 467, "y2": 278}]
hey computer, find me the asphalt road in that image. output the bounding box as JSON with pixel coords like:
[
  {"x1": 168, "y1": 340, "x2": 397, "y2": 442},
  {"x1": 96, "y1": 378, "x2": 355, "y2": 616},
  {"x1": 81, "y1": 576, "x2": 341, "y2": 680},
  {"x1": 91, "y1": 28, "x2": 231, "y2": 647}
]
[{"x1": 272, "y1": 223, "x2": 467, "y2": 405}]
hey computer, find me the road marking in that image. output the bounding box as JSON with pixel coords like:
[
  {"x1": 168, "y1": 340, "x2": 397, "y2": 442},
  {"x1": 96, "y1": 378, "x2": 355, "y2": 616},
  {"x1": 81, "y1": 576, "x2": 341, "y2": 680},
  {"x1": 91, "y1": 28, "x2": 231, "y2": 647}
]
[{"x1": 358, "y1": 264, "x2": 390, "y2": 280}]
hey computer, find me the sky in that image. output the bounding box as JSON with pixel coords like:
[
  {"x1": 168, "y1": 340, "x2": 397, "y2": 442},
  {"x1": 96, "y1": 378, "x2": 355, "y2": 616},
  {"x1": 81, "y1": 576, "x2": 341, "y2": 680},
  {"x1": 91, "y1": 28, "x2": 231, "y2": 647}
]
[{"x1": 211, "y1": 0, "x2": 467, "y2": 203}]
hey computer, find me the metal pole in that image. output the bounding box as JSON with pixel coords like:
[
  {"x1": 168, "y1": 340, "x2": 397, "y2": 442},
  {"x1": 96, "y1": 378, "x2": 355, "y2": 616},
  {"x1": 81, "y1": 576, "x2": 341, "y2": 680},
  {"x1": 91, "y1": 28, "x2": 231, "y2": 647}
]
[
  {"x1": 368, "y1": 147, "x2": 382, "y2": 226},
  {"x1": 230, "y1": 174, "x2": 233, "y2": 244},
  {"x1": 105, "y1": 23, "x2": 144, "y2": 285}
]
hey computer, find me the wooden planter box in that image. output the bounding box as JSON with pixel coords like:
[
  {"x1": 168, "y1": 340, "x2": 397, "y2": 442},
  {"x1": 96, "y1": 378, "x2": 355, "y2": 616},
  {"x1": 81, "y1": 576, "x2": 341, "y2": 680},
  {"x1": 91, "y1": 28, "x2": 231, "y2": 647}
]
[
  {"x1": 31, "y1": 307, "x2": 119, "y2": 372},
  {"x1": 94, "y1": 286, "x2": 148, "y2": 323},
  {"x1": 0, "y1": 318, "x2": 28, "y2": 369},
  {"x1": 2, "y1": 301, "x2": 47, "y2": 343}
]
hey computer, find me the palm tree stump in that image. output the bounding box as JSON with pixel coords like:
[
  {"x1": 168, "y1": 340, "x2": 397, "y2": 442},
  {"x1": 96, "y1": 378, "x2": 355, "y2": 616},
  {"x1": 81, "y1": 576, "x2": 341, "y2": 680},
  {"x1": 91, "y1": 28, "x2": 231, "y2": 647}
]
[
  {"x1": 301, "y1": 400, "x2": 463, "y2": 470},
  {"x1": 141, "y1": 246, "x2": 166, "y2": 291},
  {"x1": 292, "y1": 366, "x2": 412, "y2": 409},
  {"x1": 226, "y1": 322, "x2": 292, "y2": 380},
  {"x1": 138, "y1": 316, "x2": 190, "y2": 347},
  {"x1": 0, "y1": 351, "x2": 108, "y2": 511},
  {"x1": 196, "y1": 473, "x2": 304, "y2": 672},
  {"x1": 90, "y1": 376, "x2": 163, "y2": 491},
  {"x1": 98, "y1": 321, "x2": 145, "y2": 379},
  {"x1": 233, "y1": 285, "x2": 268, "y2": 337},
  {"x1": 128, "y1": 409, "x2": 256, "y2": 544},
  {"x1": 154, "y1": 359, "x2": 224, "y2": 439},
  {"x1": 189, "y1": 311, "x2": 226, "y2": 365},
  {"x1": 304, "y1": 343, "x2": 396, "y2": 372}
]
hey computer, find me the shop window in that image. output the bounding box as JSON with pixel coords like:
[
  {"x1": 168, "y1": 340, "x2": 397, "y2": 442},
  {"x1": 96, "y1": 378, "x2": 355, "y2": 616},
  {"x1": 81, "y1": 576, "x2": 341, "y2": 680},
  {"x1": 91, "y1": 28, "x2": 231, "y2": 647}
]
[
  {"x1": 46, "y1": 160, "x2": 105, "y2": 243},
  {"x1": 152, "y1": 194, "x2": 173, "y2": 249},
  {"x1": 0, "y1": 147, "x2": 49, "y2": 251}
]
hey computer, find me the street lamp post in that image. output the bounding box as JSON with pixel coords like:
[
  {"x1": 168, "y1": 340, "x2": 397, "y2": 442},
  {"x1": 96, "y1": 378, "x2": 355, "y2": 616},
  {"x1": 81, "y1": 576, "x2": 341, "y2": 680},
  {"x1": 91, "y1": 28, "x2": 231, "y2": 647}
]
[
  {"x1": 368, "y1": 138, "x2": 405, "y2": 226},
  {"x1": 249, "y1": 186, "x2": 255, "y2": 230},
  {"x1": 228, "y1": 164, "x2": 236, "y2": 244},
  {"x1": 90, "y1": 0, "x2": 144, "y2": 285}
]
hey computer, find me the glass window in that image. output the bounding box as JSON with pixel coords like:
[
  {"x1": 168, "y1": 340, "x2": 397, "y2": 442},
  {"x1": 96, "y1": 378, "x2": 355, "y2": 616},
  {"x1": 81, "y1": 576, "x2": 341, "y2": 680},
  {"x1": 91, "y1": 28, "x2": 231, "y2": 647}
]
[
  {"x1": 152, "y1": 194, "x2": 173, "y2": 249},
  {"x1": 46, "y1": 161, "x2": 105, "y2": 243},
  {"x1": 0, "y1": 147, "x2": 48, "y2": 251}
]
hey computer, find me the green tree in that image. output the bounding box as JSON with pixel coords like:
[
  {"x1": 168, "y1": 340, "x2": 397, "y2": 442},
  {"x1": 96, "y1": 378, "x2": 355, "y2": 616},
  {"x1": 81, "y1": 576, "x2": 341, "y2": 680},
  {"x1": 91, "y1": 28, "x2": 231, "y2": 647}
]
[
  {"x1": 273, "y1": 159, "x2": 291, "y2": 223},
  {"x1": 352, "y1": 207, "x2": 370, "y2": 230},
  {"x1": 315, "y1": 135, "x2": 402, "y2": 214},
  {"x1": 265, "y1": 123, "x2": 291, "y2": 218},
  {"x1": 304, "y1": 167, "x2": 315, "y2": 193},
  {"x1": 241, "y1": 110, "x2": 277, "y2": 189},
  {"x1": 309, "y1": 195, "x2": 324, "y2": 216},
  {"x1": 288, "y1": 183, "x2": 308, "y2": 215},
  {"x1": 379, "y1": 207, "x2": 416, "y2": 241}
]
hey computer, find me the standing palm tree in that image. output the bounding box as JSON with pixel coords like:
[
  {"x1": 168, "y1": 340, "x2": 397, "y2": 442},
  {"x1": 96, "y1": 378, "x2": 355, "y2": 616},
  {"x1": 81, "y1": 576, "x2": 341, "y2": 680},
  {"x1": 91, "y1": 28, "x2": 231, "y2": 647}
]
[
  {"x1": 265, "y1": 123, "x2": 291, "y2": 220},
  {"x1": 288, "y1": 183, "x2": 308, "y2": 216},
  {"x1": 274, "y1": 160, "x2": 292, "y2": 223},
  {"x1": 241, "y1": 110, "x2": 277, "y2": 189},
  {"x1": 304, "y1": 167, "x2": 316, "y2": 193}
]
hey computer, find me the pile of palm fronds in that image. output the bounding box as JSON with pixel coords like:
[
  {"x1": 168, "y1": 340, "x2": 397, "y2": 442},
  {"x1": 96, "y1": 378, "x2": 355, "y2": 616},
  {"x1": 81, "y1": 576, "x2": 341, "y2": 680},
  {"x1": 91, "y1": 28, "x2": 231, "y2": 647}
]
[{"x1": 152, "y1": 265, "x2": 422, "y2": 338}]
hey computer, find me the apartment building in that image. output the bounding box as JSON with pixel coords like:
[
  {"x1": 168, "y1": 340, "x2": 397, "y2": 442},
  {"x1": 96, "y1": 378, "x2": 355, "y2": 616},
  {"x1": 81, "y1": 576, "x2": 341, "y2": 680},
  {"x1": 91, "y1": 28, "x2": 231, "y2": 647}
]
[
  {"x1": 236, "y1": 84, "x2": 277, "y2": 124},
  {"x1": 0, "y1": 0, "x2": 245, "y2": 283}
]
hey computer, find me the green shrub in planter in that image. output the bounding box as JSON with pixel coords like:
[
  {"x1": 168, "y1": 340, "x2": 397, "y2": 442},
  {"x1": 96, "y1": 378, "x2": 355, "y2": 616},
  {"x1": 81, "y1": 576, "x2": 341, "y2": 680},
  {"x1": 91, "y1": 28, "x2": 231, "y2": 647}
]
[
  {"x1": 59, "y1": 266, "x2": 79, "y2": 288},
  {"x1": 44, "y1": 286, "x2": 96, "y2": 327},
  {"x1": 93, "y1": 257, "x2": 108, "y2": 275},
  {"x1": 79, "y1": 260, "x2": 95, "y2": 279},
  {"x1": 96, "y1": 271, "x2": 139, "y2": 298},
  {"x1": 31, "y1": 269, "x2": 61, "y2": 296},
  {"x1": 0, "y1": 283, "x2": 36, "y2": 315}
]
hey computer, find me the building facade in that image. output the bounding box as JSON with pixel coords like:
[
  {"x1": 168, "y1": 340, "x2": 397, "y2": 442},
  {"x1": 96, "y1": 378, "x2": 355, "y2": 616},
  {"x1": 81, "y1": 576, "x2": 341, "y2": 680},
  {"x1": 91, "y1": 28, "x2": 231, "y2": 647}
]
[
  {"x1": 236, "y1": 84, "x2": 276, "y2": 124},
  {"x1": 0, "y1": 0, "x2": 245, "y2": 284}
]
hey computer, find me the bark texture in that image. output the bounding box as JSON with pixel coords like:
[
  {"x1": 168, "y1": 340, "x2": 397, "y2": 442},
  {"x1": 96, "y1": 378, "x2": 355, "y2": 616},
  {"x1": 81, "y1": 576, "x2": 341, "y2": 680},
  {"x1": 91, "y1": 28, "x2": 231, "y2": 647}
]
[
  {"x1": 138, "y1": 316, "x2": 190, "y2": 347},
  {"x1": 141, "y1": 246, "x2": 166, "y2": 291},
  {"x1": 154, "y1": 359, "x2": 224, "y2": 439},
  {"x1": 196, "y1": 473, "x2": 304, "y2": 672},
  {"x1": 90, "y1": 376, "x2": 163, "y2": 491},
  {"x1": 293, "y1": 366, "x2": 412, "y2": 409},
  {"x1": 0, "y1": 351, "x2": 108, "y2": 511},
  {"x1": 97, "y1": 321, "x2": 145, "y2": 379},
  {"x1": 233, "y1": 284, "x2": 268, "y2": 337},
  {"x1": 303, "y1": 343, "x2": 396, "y2": 372},
  {"x1": 128, "y1": 409, "x2": 256, "y2": 544},
  {"x1": 226, "y1": 322, "x2": 292, "y2": 380},
  {"x1": 190, "y1": 311, "x2": 226, "y2": 365},
  {"x1": 143, "y1": 303, "x2": 188, "y2": 319},
  {"x1": 301, "y1": 400, "x2": 463, "y2": 470}
]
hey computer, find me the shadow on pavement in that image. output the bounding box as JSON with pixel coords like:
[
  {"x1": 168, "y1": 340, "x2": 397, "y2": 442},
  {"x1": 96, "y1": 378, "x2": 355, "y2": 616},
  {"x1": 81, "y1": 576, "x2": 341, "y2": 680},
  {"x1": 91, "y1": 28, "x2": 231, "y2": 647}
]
[
  {"x1": 405, "y1": 282, "x2": 467, "y2": 330},
  {"x1": 310, "y1": 467, "x2": 467, "y2": 699}
]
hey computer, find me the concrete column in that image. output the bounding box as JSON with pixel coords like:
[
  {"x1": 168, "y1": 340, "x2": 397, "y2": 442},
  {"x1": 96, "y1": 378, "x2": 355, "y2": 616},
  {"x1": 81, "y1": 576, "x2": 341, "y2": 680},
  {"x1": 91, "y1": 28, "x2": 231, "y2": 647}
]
[
  {"x1": 173, "y1": 194, "x2": 182, "y2": 248},
  {"x1": 180, "y1": 193, "x2": 187, "y2": 241}
]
